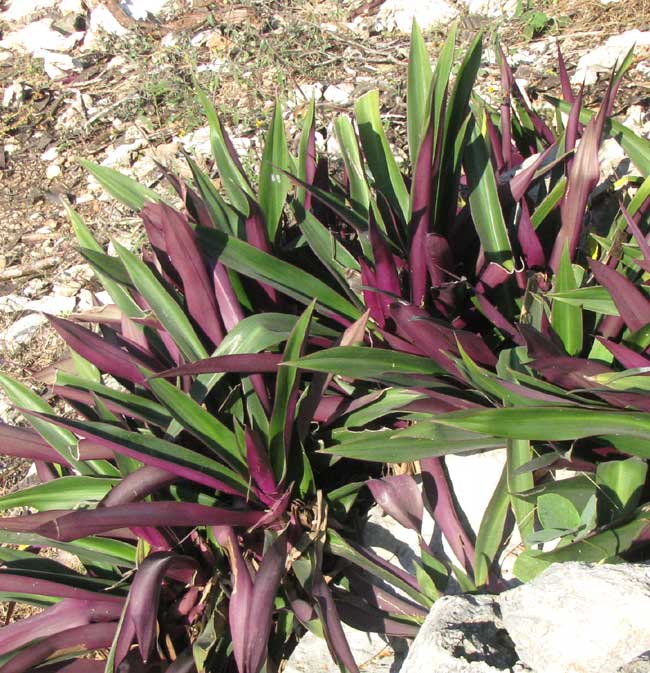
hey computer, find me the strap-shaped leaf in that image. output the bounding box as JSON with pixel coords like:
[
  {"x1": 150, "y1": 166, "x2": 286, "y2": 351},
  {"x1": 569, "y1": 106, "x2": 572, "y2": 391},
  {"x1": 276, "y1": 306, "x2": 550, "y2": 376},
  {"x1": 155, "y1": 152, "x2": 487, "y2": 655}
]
[
  {"x1": 114, "y1": 242, "x2": 208, "y2": 362},
  {"x1": 259, "y1": 101, "x2": 291, "y2": 242},
  {"x1": 79, "y1": 160, "x2": 160, "y2": 211},
  {"x1": 355, "y1": 90, "x2": 410, "y2": 224}
]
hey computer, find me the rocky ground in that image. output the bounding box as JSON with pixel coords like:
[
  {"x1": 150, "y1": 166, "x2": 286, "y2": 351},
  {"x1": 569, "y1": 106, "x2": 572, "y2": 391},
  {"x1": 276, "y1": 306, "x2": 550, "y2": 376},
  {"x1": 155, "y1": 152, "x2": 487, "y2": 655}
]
[{"x1": 0, "y1": 0, "x2": 649, "y2": 483}]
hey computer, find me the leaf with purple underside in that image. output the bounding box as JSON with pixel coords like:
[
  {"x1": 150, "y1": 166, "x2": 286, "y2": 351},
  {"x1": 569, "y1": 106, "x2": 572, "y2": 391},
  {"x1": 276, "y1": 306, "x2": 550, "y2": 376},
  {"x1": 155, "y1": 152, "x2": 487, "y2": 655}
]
[
  {"x1": 367, "y1": 475, "x2": 423, "y2": 533},
  {"x1": 549, "y1": 80, "x2": 614, "y2": 271},
  {"x1": 589, "y1": 259, "x2": 650, "y2": 333},
  {"x1": 114, "y1": 552, "x2": 198, "y2": 667},
  {"x1": 0, "y1": 501, "x2": 267, "y2": 542},
  {"x1": 0, "y1": 622, "x2": 118, "y2": 673},
  {"x1": 154, "y1": 203, "x2": 225, "y2": 346},
  {"x1": 421, "y1": 457, "x2": 476, "y2": 574}
]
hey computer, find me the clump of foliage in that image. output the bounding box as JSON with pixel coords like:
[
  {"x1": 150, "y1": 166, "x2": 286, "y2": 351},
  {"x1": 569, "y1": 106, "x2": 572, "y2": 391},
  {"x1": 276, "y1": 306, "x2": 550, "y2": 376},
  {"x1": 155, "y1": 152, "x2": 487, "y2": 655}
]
[{"x1": 0, "y1": 20, "x2": 649, "y2": 673}]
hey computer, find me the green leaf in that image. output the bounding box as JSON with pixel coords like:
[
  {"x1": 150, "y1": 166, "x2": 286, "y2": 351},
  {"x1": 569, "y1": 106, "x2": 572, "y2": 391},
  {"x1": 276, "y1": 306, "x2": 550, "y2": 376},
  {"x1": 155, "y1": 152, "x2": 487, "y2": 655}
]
[
  {"x1": 474, "y1": 465, "x2": 509, "y2": 587},
  {"x1": 145, "y1": 369, "x2": 245, "y2": 474},
  {"x1": 464, "y1": 114, "x2": 514, "y2": 268},
  {"x1": 56, "y1": 372, "x2": 173, "y2": 428},
  {"x1": 596, "y1": 458, "x2": 648, "y2": 525},
  {"x1": 0, "y1": 374, "x2": 90, "y2": 476},
  {"x1": 355, "y1": 90, "x2": 410, "y2": 224},
  {"x1": 35, "y1": 413, "x2": 251, "y2": 497},
  {"x1": 259, "y1": 101, "x2": 291, "y2": 241},
  {"x1": 186, "y1": 154, "x2": 239, "y2": 232},
  {"x1": 407, "y1": 20, "x2": 433, "y2": 164},
  {"x1": 197, "y1": 227, "x2": 361, "y2": 321},
  {"x1": 326, "y1": 530, "x2": 431, "y2": 607},
  {"x1": 196, "y1": 86, "x2": 252, "y2": 213},
  {"x1": 269, "y1": 301, "x2": 315, "y2": 481},
  {"x1": 434, "y1": 31, "x2": 481, "y2": 232},
  {"x1": 335, "y1": 115, "x2": 370, "y2": 217},
  {"x1": 79, "y1": 159, "x2": 160, "y2": 211},
  {"x1": 297, "y1": 98, "x2": 316, "y2": 207},
  {"x1": 514, "y1": 506, "x2": 650, "y2": 581},
  {"x1": 431, "y1": 406, "x2": 650, "y2": 443},
  {"x1": 287, "y1": 346, "x2": 444, "y2": 381},
  {"x1": 530, "y1": 176, "x2": 567, "y2": 229},
  {"x1": 325, "y1": 424, "x2": 504, "y2": 462},
  {"x1": 552, "y1": 244, "x2": 583, "y2": 355},
  {"x1": 537, "y1": 493, "x2": 582, "y2": 531},
  {"x1": 0, "y1": 530, "x2": 135, "y2": 567},
  {"x1": 67, "y1": 206, "x2": 143, "y2": 317},
  {"x1": 113, "y1": 242, "x2": 208, "y2": 361},
  {"x1": 0, "y1": 476, "x2": 118, "y2": 511},
  {"x1": 507, "y1": 439, "x2": 535, "y2": 542}
]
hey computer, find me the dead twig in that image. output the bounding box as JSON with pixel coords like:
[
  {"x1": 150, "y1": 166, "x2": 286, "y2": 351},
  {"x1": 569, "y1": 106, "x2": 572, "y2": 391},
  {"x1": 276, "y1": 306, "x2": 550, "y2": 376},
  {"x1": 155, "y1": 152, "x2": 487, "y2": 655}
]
[{"x1": 0, "y1": 257, "x2": 59, "y2": 281}]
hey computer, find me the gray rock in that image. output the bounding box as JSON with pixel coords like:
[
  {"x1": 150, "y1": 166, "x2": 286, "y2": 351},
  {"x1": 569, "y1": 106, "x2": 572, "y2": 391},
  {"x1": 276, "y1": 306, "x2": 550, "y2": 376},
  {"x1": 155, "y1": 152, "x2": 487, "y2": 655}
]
[
  {"x1": 400, "y1": 594, "x2": 525, "y2": 673},
  {"x1": 618, "y1": 652, "x2": 650, "y2": 673},
  {"x1": 284, "y1": 624, "x2": 404, "y2": 673},
  {"x1": 500, "y1": 562, "x2": 650, "y2": 673}
]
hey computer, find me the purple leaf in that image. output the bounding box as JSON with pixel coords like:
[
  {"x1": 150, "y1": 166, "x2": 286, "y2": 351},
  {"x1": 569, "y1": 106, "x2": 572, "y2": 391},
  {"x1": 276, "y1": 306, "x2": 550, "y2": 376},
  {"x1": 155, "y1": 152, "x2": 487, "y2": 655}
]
[
  {"x1": 0, "y1": 423, "x2": 108, "y2": 465},
  {"x1": 557, "y1": 43, "x2": 575, "y2": 103},
  {"x1": 409, "y1": 113, "x2": 435, "y2": 306},
  {"x1": 347, "y1": 569, "x2": 428, "y2": 618},
  {"x1": 0, "y1": 622, "x2": 118, "y2": 673},
  {"x1": 391, "y1": 304, "x2": 497, "y2": 375},
  {"x1": 597, "y1": 338, "x2": 650, "y2": 369},
  {"x1": 154, "y1": 203, "x2": 225, "y2": 346},
  {"x1": 244, "y1": 533, "x2": 287, "y2": 673},
  {"x1": 115, "y1": 552, "x2": 198, "y2": 667},
  {"x1": 212, "y1": 263, "x2": 245, "y2": 332},
  {"x1": 475, "y1": 294, "x2": 523, "y2": 344},
  {"x1": 509, "y1": 144, "x2": 557, "y2": 203},
  {"x1": 0, "y1": 598, "x2": 122, "y2": 656},
  {"x1": 359, "y1": 258, "x2": 385, "y2": 328},
  {"x1": 0, "y1": 502, "x2": 266, "y2": 541},
  {"x1": 516, "y1": 199, "x2": 545, "y2": 268},
  {"x1": 47, "y1": 315, "x2": 148, "y2": 386},
  {"x1": 152, "y1": 353, "x2": 282, "y2": 378},
  {"x1": 424, "y1": 233, "x2": 453, "y2": 290},
  {"x1": 0, "y1": 574, "x2": 123, "y2": 605},
  {"x1": 312, "y1": 577, "x2": 360, "y2": 673},
  {"x1": 216, "y1": 528, "x2": 287, "y2": 673},
  {"x1": 302, "y1": 116, "x2": 317, "y2": 213},
  {"x1": 245, "y1": 427, "x2": 277, "y2": 496},
  {"x1": 245, "y1": 204, "x2": 278, "y2": 304},
  {"x1": 486, "y1": 113, "x2": 504, "y2": 173},
  {"x1": 100, "y1": 465, "x2": 176, "y2": 507},
  {"x1": 369, "y1": 213, "x2": 401, "y2": 316},
  {"x1": 565, "y1": 86, "x2": 584, "y2": 161},
  {"x1": 420, "y1": 457, "x2": 476, "y2": 574},
  {"x1": 367, "y1": 475, "x2": 423, "y2": 532},
  {"x1": 159, "y1": 163, "x2": 215, "y2": 230},
  {"x1": 21, "y1": 410, "x2": 244, "y2": 495},
  {"x1": 334, "y1": 595, "x2": 419, "y2": 637},
  {"x1": 589, "y1": 258, "x2": 650, "y2": 333},
  {"x1": 549, "y1": 81, "x2": 614, "y2": 271}
]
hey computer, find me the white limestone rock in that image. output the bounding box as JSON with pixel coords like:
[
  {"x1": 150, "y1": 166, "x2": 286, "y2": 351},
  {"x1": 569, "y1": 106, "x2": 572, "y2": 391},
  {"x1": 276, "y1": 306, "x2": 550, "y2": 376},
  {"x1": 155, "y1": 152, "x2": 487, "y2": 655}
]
[
  {"x1": 1, "y1": 0, "x2": 59, "y2": 24},
  {"x1": 0, "y1": 313, "x2": 48, "y2": 354},
  {"x1": 500, "y1": 562, "x2": 650, "y2": 673},
  {"x1": 283, "y1": 624, "x2": 403, "y2": 673},
  {"x1": 0, "y1": 19, "x2": 83, "y2": 54},
  {"x1": 573, "y1": 31, "x2": 650, "y2": 85},
  {"x1": 374, "y1": 0, "x2": 459, "y2": 33},
  {"x1": 464, "y1": 0, "x2": 518, "y2": 18},
  {"x1": 400, "y1": 594, "x2": 527, "y2": 673}
]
